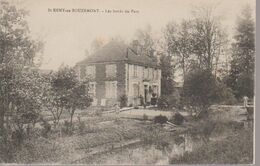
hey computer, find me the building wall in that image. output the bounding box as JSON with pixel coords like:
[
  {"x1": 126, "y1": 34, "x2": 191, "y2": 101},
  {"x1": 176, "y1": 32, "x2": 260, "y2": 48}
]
[
  {"x1": 126, "y1": 63, "x2": 161, "y2": 106},
  {"x1": 77, "y1": 62, "x2": 161, "y2": 107},
  {"x1": 79, "y1": 62, "x2": 126, "y2": 106}
]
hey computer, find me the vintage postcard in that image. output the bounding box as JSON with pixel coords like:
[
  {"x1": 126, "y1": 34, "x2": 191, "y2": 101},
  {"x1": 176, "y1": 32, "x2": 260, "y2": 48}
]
[{"x1": 0, "y1": 0, "x2": 255, "y2": 165}]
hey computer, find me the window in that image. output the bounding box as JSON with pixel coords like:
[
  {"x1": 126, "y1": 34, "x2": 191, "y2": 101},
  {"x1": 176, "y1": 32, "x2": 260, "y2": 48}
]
[
  {"x1": 144, "y1": 67, "x2": 148, "y2": 79},
  {"x1": 105, "y1": 81, "x2": 117, "y2": 98},
  {"x1": 149, "y1": 68, "x2": 153, "y2": 79},
  {"x1": 137, "y1": 66, "x2": 143, "y2": 78},
  {"x1": 154, "y1": 69, "x2": 157, "y2": 79},
  {"x1": 133, "y1": 65, "x2": 137, "y2": 77},
  {"x1": 153, "y1": 69, "x2": 159, "y2": 80},
  {"x1": 106, "y1": 64, "x2": 116, "y2": 77},
  {"x1": 86, "y1": 65, "x2": 95, "y2": 79},
  {"x1": 88, "y1": 82, "x2": 96, "y2": 97}
]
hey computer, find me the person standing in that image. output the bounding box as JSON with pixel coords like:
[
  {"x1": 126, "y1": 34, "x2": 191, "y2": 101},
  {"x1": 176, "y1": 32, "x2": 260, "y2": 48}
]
[
  {"x1": 243, "y1": 96, "x2": 249, "y2": 107},
  {"x1": 140, "y1": 94, "x2": 146, "y2": 109}
]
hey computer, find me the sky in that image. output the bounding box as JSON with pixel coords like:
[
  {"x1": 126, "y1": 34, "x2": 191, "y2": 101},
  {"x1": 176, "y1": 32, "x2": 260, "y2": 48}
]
[{"x1": 11, "y1": 0, "x2": 255, "y2": 70}]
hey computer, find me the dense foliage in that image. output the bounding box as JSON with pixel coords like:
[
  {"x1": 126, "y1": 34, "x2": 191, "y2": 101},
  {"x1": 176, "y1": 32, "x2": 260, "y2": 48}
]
[
  {"x1": 182, "y1": 69, "x2": 219, "y2": 110},
  {"x1": 159, "y1": 54, "x2": 175, "y2": 95},
  {"x1": 226, "y1": 6, "x2": 255, "y2": 99}
]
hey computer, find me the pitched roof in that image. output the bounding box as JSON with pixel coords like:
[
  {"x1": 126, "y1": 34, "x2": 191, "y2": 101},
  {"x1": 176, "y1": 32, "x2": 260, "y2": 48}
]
[{"x1": 77, "y1": 41, "x2": 158, "y2": 68}]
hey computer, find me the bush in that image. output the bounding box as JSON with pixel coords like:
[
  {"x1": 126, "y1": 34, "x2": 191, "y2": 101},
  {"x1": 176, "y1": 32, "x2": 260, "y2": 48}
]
[
  {"x1": 40, "y1": 119, "x2": 51, "y2": 138},
  {"x1": 171, "y1": 112, "x2": 184, "y2": 125},
  {"x1": 215, "y1": 83, "x2": 237, "y2": 105},
  {"x1": 157, "y1": 95, "x2": 180, "y2": 110},
  {"x1": 182, "y1": 69, "x2": 219, "y2": 115},
  {"x1": 157, "y1": 97, "x2": 168, "y2": 109},
  {"x1": 119, "y1": 95, "x2": 128, "y2": 108},
  {"x1": 154, "y1": 115, "x2": 168, "y2": 124},
  {"x1": 151, "y1": 97, "x2": 157, "y2": 106},
  {"x1": 61, "y1": 120, "x2": 73, "y2": 136}
]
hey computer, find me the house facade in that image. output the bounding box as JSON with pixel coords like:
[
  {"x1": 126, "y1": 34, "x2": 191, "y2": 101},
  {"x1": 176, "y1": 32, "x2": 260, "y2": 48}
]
[{"x1": 75, "y1": 41, "x2": 161, "y2": 106}]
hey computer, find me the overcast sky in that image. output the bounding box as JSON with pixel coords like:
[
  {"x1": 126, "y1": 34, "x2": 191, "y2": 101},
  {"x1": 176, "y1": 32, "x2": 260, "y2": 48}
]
[{"x1": 12, "y1": 0, "x2": 255, "y2": 70}]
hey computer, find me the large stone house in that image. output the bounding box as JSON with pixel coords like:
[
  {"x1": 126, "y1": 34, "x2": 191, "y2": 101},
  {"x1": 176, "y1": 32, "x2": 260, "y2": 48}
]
[{"x1": 75, "y1": 41, "x2": 161, "y2": 106}]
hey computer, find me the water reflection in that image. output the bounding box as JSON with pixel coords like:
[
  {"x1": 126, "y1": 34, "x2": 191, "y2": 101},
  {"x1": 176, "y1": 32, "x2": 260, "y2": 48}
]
[{"x1": 168, "y1": 133, "x2": 204, "y2": 159}]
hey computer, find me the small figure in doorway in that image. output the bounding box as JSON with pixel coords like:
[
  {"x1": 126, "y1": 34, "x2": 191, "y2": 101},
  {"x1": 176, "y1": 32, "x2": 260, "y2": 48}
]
[{"x1": 140, "y1": 94, "x2": 146, "y2": 109}]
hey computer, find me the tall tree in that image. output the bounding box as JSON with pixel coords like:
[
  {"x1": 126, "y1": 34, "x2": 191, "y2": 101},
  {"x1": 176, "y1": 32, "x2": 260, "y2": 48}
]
[
  {"x1": 132, "y1": 25, "x2": 157, "y2": 61},
  {"x1": 182, "y1": 69, "x2": 219, "y2": 114},
  {"x1": 159, "y1": 54, "x2": 175, "y2": 95},
  {"x1": 50, "y1": 66, "x2": 92, "y2": 127},
  {"x1": 191, "y1": 6, "x2": 228, "y2": 72},
  {"x1": 0, "y1": 1, "x2": 42, "y2": 133},
  {"x1": 164, "y1": 20, "x2": 194, "y2": 79},
  {"x1": 227, "y1": 5, "x2": 255, "y2": 98}
]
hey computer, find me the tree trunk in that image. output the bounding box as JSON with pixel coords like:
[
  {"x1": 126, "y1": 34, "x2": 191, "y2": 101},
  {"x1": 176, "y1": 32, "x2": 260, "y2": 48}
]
[
  {"x1": 0, "y1": 99, "x2": 6, "y2": 135},
  {"x1": 69, "y1": 108, "x2": 75, "y2": 127},
  {"x1": 0, "y1": 110, "x2": 4, "y2": 134}
]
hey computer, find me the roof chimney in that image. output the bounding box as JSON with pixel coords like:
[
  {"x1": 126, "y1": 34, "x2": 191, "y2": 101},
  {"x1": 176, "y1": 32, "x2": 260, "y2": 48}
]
[{"x1": 132, "y1": 40, "x2": 141, "y2": 55}]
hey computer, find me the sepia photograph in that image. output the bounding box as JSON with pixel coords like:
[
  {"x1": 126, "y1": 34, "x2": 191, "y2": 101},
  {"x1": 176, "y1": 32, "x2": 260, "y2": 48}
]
[{"x1": 0, "y1": 0, "x2": 256, "y2": 164}]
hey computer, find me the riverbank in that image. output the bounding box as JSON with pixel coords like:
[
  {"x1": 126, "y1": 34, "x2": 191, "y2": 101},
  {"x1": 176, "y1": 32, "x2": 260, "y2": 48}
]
[{"x1": 5, "y1": 106, "x2": 253, "y2": 164}]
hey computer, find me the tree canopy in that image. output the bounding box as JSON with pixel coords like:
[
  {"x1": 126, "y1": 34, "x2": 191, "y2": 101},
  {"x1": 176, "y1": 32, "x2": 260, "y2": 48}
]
[{"x1": 227, "y1": 5, "x2": 255, "y2": 98}]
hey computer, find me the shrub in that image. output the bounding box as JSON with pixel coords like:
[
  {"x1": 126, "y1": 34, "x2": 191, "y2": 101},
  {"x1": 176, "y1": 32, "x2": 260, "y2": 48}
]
[
  {"x1": 61, "y1": 120, "x2": 73, "y2": 136},
  {"x1": 119, "y1": 95, "x2": 128, "y2": 108},
  {"x1": 182, "y1": 69, "x2": 219, "y2": 115},
  {"x1": 171, "y1": 112, "x2": 184, "y2": 125},
  {"x1": 157, "y1": 95, "x2": 180, "y2": 110},
  {"x1": 215, "y1": 83, "x2": 237, "y2": 105},
  {"x1": 154, "y1": 115, "x2": 168, "y2": 124},
  {"x1": 151, "y1": 97, "x2": 157, "y2": 106},
  {"x1": 157, "y1": 97, "x2": 168, "y2": 109},
  {"x1": 40, "y1": 119, "x2": 51, "y2": 138}
]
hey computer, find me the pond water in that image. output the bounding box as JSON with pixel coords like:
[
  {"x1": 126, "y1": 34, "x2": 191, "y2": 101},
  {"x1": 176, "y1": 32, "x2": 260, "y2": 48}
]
[
  {"x1": 77, "y1": 107, "x2": 252, "y2": 164},
  {"x1": 84, "y1": 131, "x2": 206, "y2": 164}
]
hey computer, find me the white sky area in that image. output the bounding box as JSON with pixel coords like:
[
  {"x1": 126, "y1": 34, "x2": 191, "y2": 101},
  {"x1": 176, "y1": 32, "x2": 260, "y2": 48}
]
[{"x1": 11, "y1": 0, "x2": 255, "y2": 70}]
